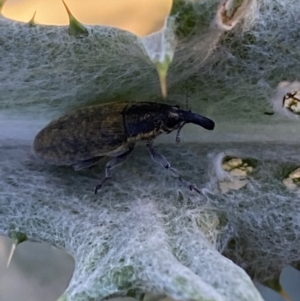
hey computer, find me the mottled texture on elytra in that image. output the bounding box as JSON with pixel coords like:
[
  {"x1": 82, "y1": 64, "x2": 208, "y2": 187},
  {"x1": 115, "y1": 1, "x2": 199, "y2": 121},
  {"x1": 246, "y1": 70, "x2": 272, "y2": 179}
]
[{"x1": 33, "y1": 102, "x2": 129, "y2": 165}]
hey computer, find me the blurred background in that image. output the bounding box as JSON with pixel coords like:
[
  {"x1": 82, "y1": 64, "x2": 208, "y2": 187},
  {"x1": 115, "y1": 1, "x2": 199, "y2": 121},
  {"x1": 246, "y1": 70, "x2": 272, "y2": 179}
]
[
  {"x1": 0, "y1": 236, "x2": 74, "y2": 301},
  {"x1": 1, "y1": 0, "x2": 172, "y2": 37}
]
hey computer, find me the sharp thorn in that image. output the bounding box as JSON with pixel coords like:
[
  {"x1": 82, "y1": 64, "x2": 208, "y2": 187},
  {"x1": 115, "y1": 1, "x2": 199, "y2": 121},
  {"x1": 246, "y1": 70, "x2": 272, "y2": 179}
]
[{"x1": 7, "y1": 243, "x2": 16, "y2": 268}]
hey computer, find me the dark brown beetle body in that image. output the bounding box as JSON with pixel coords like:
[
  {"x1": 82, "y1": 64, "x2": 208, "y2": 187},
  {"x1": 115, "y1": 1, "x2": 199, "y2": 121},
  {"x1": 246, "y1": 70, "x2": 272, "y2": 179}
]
[{"x1": 33, "y1": 101, "x2": 215, "y2": 193}]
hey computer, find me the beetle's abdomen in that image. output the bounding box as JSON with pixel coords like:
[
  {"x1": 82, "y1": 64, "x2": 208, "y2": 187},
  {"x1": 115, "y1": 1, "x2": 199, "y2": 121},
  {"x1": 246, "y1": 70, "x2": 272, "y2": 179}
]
[{"x1": 33, "y1": 103, "x2": 128, "y2": 165}]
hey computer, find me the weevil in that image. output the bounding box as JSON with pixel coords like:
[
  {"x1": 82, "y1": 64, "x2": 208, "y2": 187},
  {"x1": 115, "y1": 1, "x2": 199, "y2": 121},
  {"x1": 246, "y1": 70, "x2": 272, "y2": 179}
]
[{"x1": 32, "y1": 101, "x2": 215, "y2": 194}]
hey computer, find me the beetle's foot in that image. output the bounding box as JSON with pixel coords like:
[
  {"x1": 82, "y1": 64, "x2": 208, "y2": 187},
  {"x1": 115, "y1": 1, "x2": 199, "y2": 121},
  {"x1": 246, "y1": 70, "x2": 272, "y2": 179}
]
[
  {"x1": 188, "y1": 184, "x2": 202, "y2": 194},
  {"x1": 177, "y1": 174, "x2": 202, "y2": 195},
  {"x1": 94, "y1": 183, "x2": 104, "y2": 194},
  {"x1": 170, "y1": 168, "x2": 202, "y2": 195},
  {"x1": 94, "y1": 185, "x2": 101, "y2": 194},
  {"x1": 94, "y1": 177, "x2": 111, "y2": 194}
]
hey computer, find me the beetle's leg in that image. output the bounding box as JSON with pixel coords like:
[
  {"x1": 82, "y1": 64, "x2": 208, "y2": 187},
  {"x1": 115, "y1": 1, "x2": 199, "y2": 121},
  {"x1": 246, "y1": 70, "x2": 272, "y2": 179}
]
[
  {"x1": 175, "y1": 122, "x2": 186, "y2": 144},
  {"x1": 95, "y1": 145, "x2": 135, "y2": 194},
  {"x1": 169, "y1": 167, "x2": 202, "y2": 194},
  {"x1": 146, "y1": 142, "x2": 170, "y2": 169},
  {"x1": 146, "y1": 143, "x2": 202, "y2": 194},
  {"x1": 73, "y1": 156, "x2": 104, "y2": 171}
]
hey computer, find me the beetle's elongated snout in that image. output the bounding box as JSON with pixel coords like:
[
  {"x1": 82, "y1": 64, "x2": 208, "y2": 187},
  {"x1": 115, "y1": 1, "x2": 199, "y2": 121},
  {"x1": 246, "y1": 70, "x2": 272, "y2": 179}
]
[{"x1": 179, "y1": 110, "x2": 215, "y2": 130}]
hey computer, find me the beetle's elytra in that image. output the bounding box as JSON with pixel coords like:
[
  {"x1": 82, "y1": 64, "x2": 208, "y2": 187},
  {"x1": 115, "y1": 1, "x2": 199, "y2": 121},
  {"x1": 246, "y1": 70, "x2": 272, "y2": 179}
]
[{"x1": 32, "y1": 101, "x2": 215, "y2": 194}]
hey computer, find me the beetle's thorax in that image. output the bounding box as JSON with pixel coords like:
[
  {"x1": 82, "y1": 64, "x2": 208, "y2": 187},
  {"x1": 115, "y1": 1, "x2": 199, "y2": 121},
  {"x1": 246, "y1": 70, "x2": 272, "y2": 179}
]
[{"x1": 123, "y1": 102, "x2": 181, "y2": 142}]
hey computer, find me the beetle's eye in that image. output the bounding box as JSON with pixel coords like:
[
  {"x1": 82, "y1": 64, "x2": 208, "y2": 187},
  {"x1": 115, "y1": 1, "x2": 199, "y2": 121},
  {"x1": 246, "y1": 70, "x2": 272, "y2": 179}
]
[{"x1": 168, "y1": 111, "x2": 179, "y2": 119}]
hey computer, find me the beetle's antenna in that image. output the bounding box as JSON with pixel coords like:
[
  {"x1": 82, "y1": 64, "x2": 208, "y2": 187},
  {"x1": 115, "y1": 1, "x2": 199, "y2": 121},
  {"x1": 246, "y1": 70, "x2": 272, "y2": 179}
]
[
  {"x1": 176, "y1": 122, "x2": 186, "y2": 144},
  {"x1": 186, "y1": 93, "x2": 191, "y2": 111}
]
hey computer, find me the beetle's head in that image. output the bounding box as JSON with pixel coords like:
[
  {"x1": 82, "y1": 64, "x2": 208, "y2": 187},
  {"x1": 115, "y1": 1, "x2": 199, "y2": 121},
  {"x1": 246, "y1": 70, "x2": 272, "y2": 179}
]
[
  {"x1": 163, "y1": 105, "x2": 215, "y2": 143},
  {"x1": 165, "y1": 105, "x2": 215, "y2": 132}
]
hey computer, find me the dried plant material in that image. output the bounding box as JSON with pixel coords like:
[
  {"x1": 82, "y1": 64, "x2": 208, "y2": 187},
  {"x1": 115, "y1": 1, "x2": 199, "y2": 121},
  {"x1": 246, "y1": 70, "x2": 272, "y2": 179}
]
[
  {"x1": 219, "y1": 157, "x2": 254, "y2": 193},
  {"x1": 221, "y1": 157, "x2": 253, "y2": 178},
  {"x1": 270, "y1": 81, "x2": 300, "y2": 119},
  {"x1": 222, "y1": 158, "x2": 243, "y2": 170},
  {"x1": 283, "y1": 167, "x2": 300, "y2": 191},
  {"x1": 282, "y1": 90, "x2": 300, "y2": 114},
  {"x1": 213, "y1": 0, "x2": 254, "y2": 31},
  {"x1": 219, "y1": 179, "x2": 248, "y2": 194},
  {"x1": 288, "y1": 167, "x2": 300, "y2": 179}
]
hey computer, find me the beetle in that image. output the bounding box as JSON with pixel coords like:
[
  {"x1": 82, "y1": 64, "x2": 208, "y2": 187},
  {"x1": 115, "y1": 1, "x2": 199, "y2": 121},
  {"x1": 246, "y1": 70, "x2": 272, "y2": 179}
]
[{"x1": 32, "y1": 101, "x2": 215, "y2": 194}]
